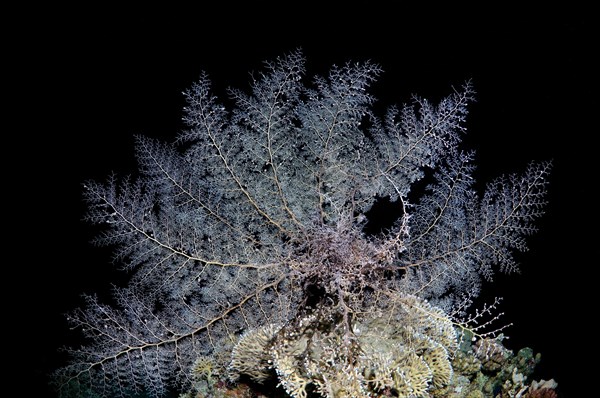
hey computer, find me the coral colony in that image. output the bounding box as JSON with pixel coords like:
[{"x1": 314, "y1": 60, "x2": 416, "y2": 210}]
[{"x1": 54, "y1": 50, "x2": 557, "y2": 397}]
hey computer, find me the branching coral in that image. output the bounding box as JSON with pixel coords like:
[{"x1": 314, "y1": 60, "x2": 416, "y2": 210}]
[
  {"x1": 226, "y1": 293, "x2": 461, "y2": 397},
  {"x1": 55, "y1": 51, "x2": 555, "y2": 398},
  {"x1": 228, "y1": 323, "x2": 283, "y2": 383}
]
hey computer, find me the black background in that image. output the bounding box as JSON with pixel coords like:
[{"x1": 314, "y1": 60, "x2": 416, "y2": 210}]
[{"x1": 12, "y1": 5, "x2": 593, "y2": 397}]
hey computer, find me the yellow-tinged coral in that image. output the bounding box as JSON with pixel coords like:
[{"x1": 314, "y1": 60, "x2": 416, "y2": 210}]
[
  {"x1": 392, "y1": 293, "x2": 459, "y2": 354},
  {"x1": 392, "y1": 352, "x2": 433, "y2": 398},
  {"x1": 365, "y1": 350, "x2": 398, "y2": 391},
  {"x1": 422, "y1": 345, "x2": 453, "y2": 388},
  {"x1": 272, "y1": 352, "x2": 310, "y2": 398},
  {"x1": 313, "y1": 362, "x2": 370, "y2": 398},
  {"x1": 228, "y1": 323, "x2": 282, "y2": 383},
  {"x1": 226, "y1": 294, "x2": 464, "y2": 397},
  {"x1": 191, "y1": 355, "x2": 217, "y2": 381},
  {"x1": 355, "y1": 294, "x2": 457, "y2": 395},
  {"x1": 451, "y1": 350, "x2": 482, "y2": 375},
  {"x1": 186, "y1": 298, "x2": 550, "y2": 398}
]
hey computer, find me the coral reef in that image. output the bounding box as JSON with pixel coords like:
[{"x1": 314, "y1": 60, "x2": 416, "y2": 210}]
[
  {"x1": 229, "y1": 323, "x2": 284, "y2": 383},
  {"x1": 181, "y1": 293, "x2": 558, "y2": 397}
]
